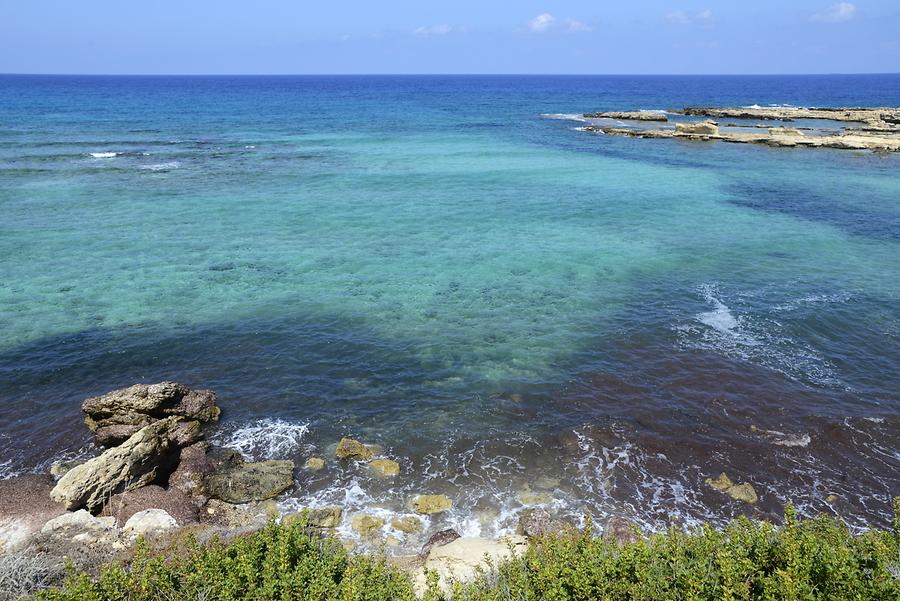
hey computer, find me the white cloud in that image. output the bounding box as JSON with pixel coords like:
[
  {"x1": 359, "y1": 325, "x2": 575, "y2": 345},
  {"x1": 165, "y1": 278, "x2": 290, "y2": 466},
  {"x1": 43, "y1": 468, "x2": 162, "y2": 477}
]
[
  {"x1": 414, "y1": 24, "x2": 455, "y2": 37},
  {"x1": 665, "y1": 9, "x2": 714, "y2": 25},
  {"x1": 812, "y1": 2, "x2": 856, "y2": 22},
  {"x1": 529, "y1": 13, "x2": 556, "y2": 32},
  {"x1": 565, "y1": 18, "x2": 593, "y2": 32}
]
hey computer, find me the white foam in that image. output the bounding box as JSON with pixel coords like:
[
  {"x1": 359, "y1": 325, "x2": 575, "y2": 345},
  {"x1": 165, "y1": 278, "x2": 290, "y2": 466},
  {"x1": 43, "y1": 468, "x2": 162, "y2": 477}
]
[
  {"x1": 140, "y1": 161, "x2": 180, "y2": 171},
  {"x1": 216, "y1": 418, "x2": 310, "y2": 460},
  {"x1": 541, "y1": 113, "x2": 588, "y2": 123},
  {"x1": 89, "y1": 152, "x2": 118, "y2": 158},
  {"x1": 696, "y1": 285, "x2": 744, "y2": 337}
]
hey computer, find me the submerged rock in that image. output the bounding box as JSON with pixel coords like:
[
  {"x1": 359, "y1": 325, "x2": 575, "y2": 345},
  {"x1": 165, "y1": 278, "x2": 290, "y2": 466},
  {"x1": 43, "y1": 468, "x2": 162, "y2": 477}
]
[
  {"x1": 304, "y1": 457, "x2": 326, "y2": 471},
  {"x1": 351, "y1": 514, "x2": 384, "y2": 538},
  {"x1": 391, "y1": 516, "x2": 423, "y2": 534},
  {"x1": 204, "y1": 459, "x2": 294, "y2": 504},
  {"x1": 82, "y1": 382, "x2": 220, "y2": 447},
  {"x1": 705, "y1": 472, "x2": 758, "y2": 504},
  {"x1": 335, "y1": 438, "x2": 374, "y2": 461},
  {"x1": 51, "y1": 417, "x2": 199, "y2": 511},
  {"x1": 412, "y1": 495, "x2": 453, "y2": 515},
  {"x1": 283, "y1": 507, "x2": 343, "y2": 529},
  {"x1": 369, "y1": 459, "x2": 400, "y2": 477}
]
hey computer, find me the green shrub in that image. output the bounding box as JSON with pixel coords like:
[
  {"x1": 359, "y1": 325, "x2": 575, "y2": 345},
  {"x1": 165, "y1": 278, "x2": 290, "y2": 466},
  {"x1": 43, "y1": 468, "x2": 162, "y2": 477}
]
[{"x1": 33, "y1": 501, "x2": 900, "y2": 601}]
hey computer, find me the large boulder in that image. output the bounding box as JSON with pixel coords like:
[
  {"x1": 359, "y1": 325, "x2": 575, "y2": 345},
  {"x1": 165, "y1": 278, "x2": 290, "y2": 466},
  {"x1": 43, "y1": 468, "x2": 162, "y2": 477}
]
[
  {"x1": 122, "y1": 509, "x2": 178, "y2": 538},
  {"x1": 204, "y1": 459, "x2": 294, "y2": 504},
  {"x1": 51, "y1": 417, "x2": 201, "y2": 511},
  {"x1": 83, "y1": 382, "x2": 220, "y2": 447}
]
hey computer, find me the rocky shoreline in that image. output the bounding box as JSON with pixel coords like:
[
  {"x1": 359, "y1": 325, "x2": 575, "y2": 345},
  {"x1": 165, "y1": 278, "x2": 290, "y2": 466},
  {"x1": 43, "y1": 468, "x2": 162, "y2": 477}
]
[
  {"x1": 578, "y1": 105, "x2": 900, "y2": 152},
  {"x1": 6, "y1": 381, "x2": 656, "y2": 594}
]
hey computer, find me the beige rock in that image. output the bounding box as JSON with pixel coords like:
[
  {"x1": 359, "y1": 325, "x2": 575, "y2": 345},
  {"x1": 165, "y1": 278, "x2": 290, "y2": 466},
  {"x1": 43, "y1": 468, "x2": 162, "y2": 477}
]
[
  {"x1": 385, "y1": 535, "x2": 401, "y2": 547},
  {"x1": 51, "y1": 417, "x2": 195, "y2": 511},
  {"x1": 369, "y1": 459, "x2": 400, "y2": 477},
  {"x1": 335, "y1": 438, "x2": 374, "y2": 461},
  {"x1": 412, "y1": 495, "x2": 452, "y2": 515},
  {"x1": 283, "y1": 507, "x2": 343, "y2": 529},
  {"x1": 304, "y1": 457, "x2": 326, "y2": 471},
  {"x1": 390, "y1": 516, "x2": 423, "y2": 534},
  {"x1": 351, "y1": 514, "x2": 384, "y2": 538},
  {"x1": 123, "y1": 509, "x2": 178, "y2": 538},
  {"x1": 415, "y1": 536, "x2": 527, "y2": 595},
  {"x1": 705, "y1": 472, "x2": 734, "y2": 492},
  {"x1": 675, "y1": 121, "x2": 719, "y2": 135},
  {"x1": 41, "y1": 510, "x2": 116, "y2": 536},
  {"x1": 727, "y1": 483, "x2": 758, "y2": 504}
]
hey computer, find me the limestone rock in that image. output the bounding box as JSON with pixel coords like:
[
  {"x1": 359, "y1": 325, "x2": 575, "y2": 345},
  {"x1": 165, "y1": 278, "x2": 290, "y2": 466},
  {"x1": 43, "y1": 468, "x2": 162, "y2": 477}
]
[
  {"x1": 123, "y1": 509, "x2": 178, "y2": 538},
  {"x1": 415, "y1": 536, "x2": 527, "y2": 594},
  {"x1": 41, "y1": 510, "x2": 116, "y2": 536},
  {"x1": 675, "y1": 121, "x2": 719, "y2": 135},
  {"x1": 304, "y1": 457, "x2": 326, "y2": 471},
  {"x1": 391, "y1": 516, "x2": 423, "y2": 534},
  {"x1": 412, "y1": 495, "x2": 452, "y2": 515},
  {"x1": 50, "y1": 460, "x2": 85, "y2": 478},
  {"x1": 167, "y1": 442, "x2": 213, "y2": 505},
  {"x1": 83, "y1": 382, "x2": 219, "y2": 447},
  {"x1": 727, "y1": 483, "x2": 758, "y2": 504},
  {"x1": 283, "y1": 507, "x2": 343, "y2": 529},
  {"x1": 705, "y1": 472, "x2": 734, "y2": 492},
  {"x1": 516, "y1": 508, "x2": 571, "y2": 538},
  {"x1": 369, "y1": 458, "x2": 400, "y2": 477},
  {"x1": 51, "y1": 417, "x2": 197, "y2": 511},
  {"x1": 351, "y1": 514, "x2": 384, "y2": 538},
  {"x1": 585, "y1": 111, "x2": 668, "y2": 121},
  {"x1": 335, "y1": 438, "x2": 374, "y2": 461},
  {"x1": 204, "y1": 459, "x2": 294, "y2": 504}
]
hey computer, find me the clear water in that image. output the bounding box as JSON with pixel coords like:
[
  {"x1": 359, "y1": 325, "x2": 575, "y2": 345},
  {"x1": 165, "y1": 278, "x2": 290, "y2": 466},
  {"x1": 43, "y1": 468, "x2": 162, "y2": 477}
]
[{"x1": 1, "y1": 75, "x2": 898, "y2": 547}]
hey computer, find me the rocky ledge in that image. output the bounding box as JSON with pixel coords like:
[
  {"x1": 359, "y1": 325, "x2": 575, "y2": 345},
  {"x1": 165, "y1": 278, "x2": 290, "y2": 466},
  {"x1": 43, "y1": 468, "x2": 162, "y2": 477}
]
[
  {"x1": 583, "y1": 110, "x2": 668, "y2": 122},
  {"x1": 680, "y1": 106, "x2": 900, "y2": 128},
  {"x1": 584, "y1": 121, "x2": 900, "y2": 152}
]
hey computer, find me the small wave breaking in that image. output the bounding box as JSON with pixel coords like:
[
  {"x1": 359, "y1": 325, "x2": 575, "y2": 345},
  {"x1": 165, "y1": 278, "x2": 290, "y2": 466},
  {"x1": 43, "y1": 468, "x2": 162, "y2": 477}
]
[
  {"x1": 215, "y1": 418, "x2": 311, "y2": 460},
  {"x1": 89, "y1": 152, "x2": 118, "y2": 158}
]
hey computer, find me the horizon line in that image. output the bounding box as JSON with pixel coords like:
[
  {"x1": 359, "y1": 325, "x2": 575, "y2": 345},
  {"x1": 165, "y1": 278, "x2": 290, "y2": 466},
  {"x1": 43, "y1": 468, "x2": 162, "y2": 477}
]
[{"x1": 3, "y1": 72, "x2": 900, "y2": 77}]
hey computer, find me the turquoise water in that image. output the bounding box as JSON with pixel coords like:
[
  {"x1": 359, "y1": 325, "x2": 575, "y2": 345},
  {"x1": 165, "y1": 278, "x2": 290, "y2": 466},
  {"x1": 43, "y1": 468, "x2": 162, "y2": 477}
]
[{"x1": 1, "y1": 75, "x2": 898, "y2": 543}]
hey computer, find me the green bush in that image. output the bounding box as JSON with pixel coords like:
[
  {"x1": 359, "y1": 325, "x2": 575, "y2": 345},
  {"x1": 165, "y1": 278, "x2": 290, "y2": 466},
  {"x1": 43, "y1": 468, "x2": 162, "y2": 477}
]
[{"x1": 34, "y1": 502, "x2": 900, "y2": 601}]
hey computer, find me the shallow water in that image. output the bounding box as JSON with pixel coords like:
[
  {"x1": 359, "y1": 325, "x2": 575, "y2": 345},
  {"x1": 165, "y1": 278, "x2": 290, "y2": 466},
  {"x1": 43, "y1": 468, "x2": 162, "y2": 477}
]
[{"x1": 1, "y1": 75, "x2": 898, "y2": 549}]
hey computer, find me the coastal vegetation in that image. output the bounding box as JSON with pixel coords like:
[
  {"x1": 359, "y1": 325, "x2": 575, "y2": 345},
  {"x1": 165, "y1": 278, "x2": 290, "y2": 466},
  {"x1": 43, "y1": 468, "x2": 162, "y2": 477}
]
[{"x1": 18, "y1": 502, "x2": 900, "y2": 601}]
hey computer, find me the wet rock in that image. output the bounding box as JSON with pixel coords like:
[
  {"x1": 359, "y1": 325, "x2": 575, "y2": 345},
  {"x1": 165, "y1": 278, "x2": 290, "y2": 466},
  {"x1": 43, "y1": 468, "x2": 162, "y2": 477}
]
[
  {"x1": 123, "y1": 509, "x2": 178, "y2": 538},
  {"x1": 304, "y1": 457, "x2": 326, "y2": 471},
  {"x1": 205, "y1": 447, "x2": 244, "y2": 471},
  {"x1": 385, "y1": 535, "x2": 401, "y2": 547},
  {"x1": 51, "y1": 417, "x2": 199, "y2": 511},
  {"x1": 675, "y1": 121, "x2": 719, "y2": 135},
  {"x1": 204, "y1": 459, "x2": 294, "y2": 504},
  {"x1": 412, "y1": 495, "x2": 452, "y2": 515},
  {"x1": 727, "y1": 483, "x2": 758, "y2": 504},
  {"x1": 705, "y1": 472, "x2": 758, "y2": 504},
  {"x1": 335, "y1": 437, "x2": 374, "y2": 461},
  {"x1": 283, "y1": 507, "x2": 343, "y2": 529},
  {"x1": 417, "y1": 528, "x2": 460, "y2": 560},
  {"x1": 351, "y1": 514, "x2": 384, "y2": 539},
  {"x1": 101, "y1": 484, "x2": 199, "y2": 527},
  {"x1": 83, "y1": 382, "x2": 219, "y2": 447},
  {"x1": 604, "y1": 516, "x2": 640, "y2": 546},
  {"x1": 705, "y1": 472, "x2": 734, "y2": 492},
  {"x1": 369, "y1": 459, "x2": 400, "y2": 477},
  {"x1": 391, "y1": 516, "x2": 423, "y2": 534}
]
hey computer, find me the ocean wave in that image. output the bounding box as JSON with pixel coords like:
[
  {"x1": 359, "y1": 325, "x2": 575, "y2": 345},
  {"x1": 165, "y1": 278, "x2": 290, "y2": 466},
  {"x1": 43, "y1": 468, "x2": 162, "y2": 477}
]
[
  {"x1": 677, "y1": 284, "x2": 843, "y2": 388},
  {"x1": 89, "y1": 152, "x2": 118, "y2": 158},
  {"x1": 541, "y1": 113, "x2": 588, "y2": 123},
  {"x1": 750, "y1": 425, "x2": 811, "y2": 447},
  {"x1": 140, "y1": 161, "x2": 180, "y2": 171},
  {"x1": 214, "y1": 418, "x2": 311, "y2": 460}
]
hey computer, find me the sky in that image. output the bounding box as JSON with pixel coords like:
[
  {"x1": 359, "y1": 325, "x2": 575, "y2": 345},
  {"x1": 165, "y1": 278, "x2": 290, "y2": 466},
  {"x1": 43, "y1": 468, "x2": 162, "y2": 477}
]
[{"x1": 1, "y1": 1, "x2": 898, "y2": 74}]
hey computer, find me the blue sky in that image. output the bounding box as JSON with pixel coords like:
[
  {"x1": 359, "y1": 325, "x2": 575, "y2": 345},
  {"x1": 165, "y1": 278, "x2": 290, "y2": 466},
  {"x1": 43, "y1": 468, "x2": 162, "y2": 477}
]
[{"x1": 2, "y1": 1, "x2": 898, "y2": 74}]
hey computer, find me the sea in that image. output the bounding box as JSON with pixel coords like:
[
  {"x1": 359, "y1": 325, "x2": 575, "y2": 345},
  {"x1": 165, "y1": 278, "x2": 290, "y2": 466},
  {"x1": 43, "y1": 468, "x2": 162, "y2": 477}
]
[{"x1": 1, "y1": 74, "x2": 898, "y2": 548}]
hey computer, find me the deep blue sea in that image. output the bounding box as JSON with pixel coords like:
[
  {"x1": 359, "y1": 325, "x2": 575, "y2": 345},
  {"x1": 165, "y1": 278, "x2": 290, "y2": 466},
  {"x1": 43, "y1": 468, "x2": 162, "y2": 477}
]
[{"x1": 1, "y1": 75, "x2": 898, "y2": 546}]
